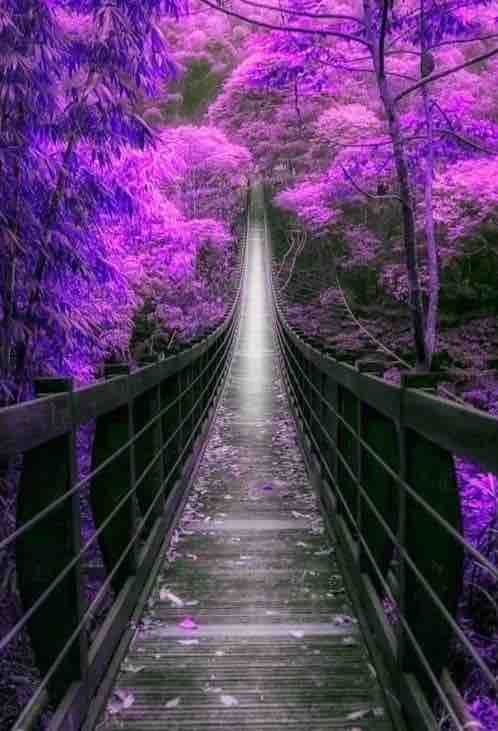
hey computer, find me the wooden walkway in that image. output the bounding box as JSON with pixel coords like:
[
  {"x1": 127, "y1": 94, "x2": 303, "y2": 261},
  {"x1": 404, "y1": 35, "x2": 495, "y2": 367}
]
[{"x1": 94, "y1": 211, "x2": 395, "y2": 730}]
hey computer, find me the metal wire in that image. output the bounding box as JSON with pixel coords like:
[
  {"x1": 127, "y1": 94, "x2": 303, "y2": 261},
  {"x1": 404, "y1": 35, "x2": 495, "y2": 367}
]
[
  {"x1": 0, "y1": 206, "x2": 248, "y2": 731},
  {"x1": 0, "y1": 297, "x2": 238, "y2": 555},
  {"x1": 274, "y1": 318, "x2": 497, "y2": 693},
  {"x1": 9, "y1": 236, "x2": 247, "y2": 731},
  {"x1": 11, "y1": 346, "x2": 234, "y2": 731},
  {"x1": 276, "y1": 319, "x2": 498, "y2": 582},
  {"x1": 266, "y1": 206, "x2": 493, "y2": 726},
  {"x1": 1, "y1": 314, "x2": 235, "y2": 658}
]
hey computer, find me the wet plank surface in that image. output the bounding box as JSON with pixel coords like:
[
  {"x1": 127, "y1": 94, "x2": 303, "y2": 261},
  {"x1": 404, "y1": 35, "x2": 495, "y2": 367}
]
[{"x1": 95, "y1": 204, "x2": 394, "y2": 730}]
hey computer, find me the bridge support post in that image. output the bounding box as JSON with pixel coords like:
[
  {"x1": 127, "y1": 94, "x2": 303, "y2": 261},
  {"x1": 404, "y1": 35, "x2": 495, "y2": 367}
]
[
  {"x1": 336, "y1": 377, "x2": 359, "y2": 535},
  {"x1": 90, "y1": 363, "x2": 139, "y2": 596},
  {"x1": 160, "y1": 369, "x2": 183, "y2": 494},
  {"x1": 396, "y1": 371, "x2": 463, "y2": 701},
  {"x1": 16, "y1": 377, "x2": 89, "y2": 705},
  {"x1": 321, "y1": 368, "x2": 339, "y2": 499},
  {"x1": 355, "y1": 360, "x2": 398, "y2": 591},
  {"x1": 135, "y1": 356, "x2": 165, "y2": 535}
]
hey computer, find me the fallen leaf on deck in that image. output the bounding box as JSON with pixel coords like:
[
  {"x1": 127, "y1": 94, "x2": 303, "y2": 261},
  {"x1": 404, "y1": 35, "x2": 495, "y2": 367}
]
[
  {"x1": 347, "y1": 710, "x2": 368, "y2": 720},
  {"x1": 221, "y1": 694, "x2": 239, "y2": 706},
  {"x1": 290, "y1": 630, "x2": 304, "y2": 639},
  {"x1": 178, "y1": 639, "x2": 199, "y2": 645},
  {"x1": 122, "y1": 663, "x2": 145, "y2": 673},
  {"x1": 114, "y1": 690, "x2": 134, "y2": 711},
  {"x1": 179, "y1": 617, "x2": 198, "y2": 630},
  {"x1": 165, "y1": 697, "x2": 181, "y2": 708},
  {"x1": 123, "y1": 694, "x2": 134, "y2": 709},
  {"x1": 160, "y1": 589, "x2": 184, "y2": 607}
]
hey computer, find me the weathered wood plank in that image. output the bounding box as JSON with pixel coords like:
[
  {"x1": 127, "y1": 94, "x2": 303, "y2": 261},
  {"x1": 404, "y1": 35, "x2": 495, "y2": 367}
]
[{"x1": 93, "y1": 208, "x2": 397, "y2": 731}]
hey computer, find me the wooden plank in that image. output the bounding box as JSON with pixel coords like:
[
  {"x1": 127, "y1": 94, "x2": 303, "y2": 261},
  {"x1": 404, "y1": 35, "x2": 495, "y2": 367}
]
[
  {"x1": 403, "y1": 388, "x2": 498, "y2": 474},
  {"x1": 79, "y1": 337, "x2": 229, "y2": 731},
  {"x1": 278, "y1": 306, "x2": 498, "y2": 473},
  {"x1": 0, "y1": 393, "x2": 71, "y2": 456},
  {"x1": 0, "y1": 335, "x2": 220, "y2": 457},
  {"x1": 92, "y1": 207, "x2": 394, "y2": 731}
]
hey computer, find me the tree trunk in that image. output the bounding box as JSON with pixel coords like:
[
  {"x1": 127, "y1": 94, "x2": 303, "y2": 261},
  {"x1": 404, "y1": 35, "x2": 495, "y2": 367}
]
[
  {"x1": 363, "y1": 0, "x2": 428, "y2": 368},
  {"x1": 420, "y1": 0, "x2": 439, "y2": 368},
  {"x1": 14, "y1": 134, "x2": 76, "y2": 394}
]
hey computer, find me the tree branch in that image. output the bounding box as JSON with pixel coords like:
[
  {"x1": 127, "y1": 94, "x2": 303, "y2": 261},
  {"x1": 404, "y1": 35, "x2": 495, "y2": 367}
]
[
  {"x1": 395, "y1": 45, "x2": 498, "y2": 103},
  {"x1": 378, "y1": 0, "x2": 389, "y2": 79},
  {"x1": 438, "y1": 128, "x2": 497, "y2": 155},
  {"x1": 431, "y1": 32, "x2": 498, "y2": 50},
  {"x1": 236, "y1": 0, "x2": 364, "y2": 24},
  {"x1": 340, "y1": 163, "x2": 401, "y2": 202},
  {"x1": 197, "y1": 0, "x2": 371, "y2": 45},
  {"x1": 281, "y1": 230, "x2": 306, "y2": 291}
]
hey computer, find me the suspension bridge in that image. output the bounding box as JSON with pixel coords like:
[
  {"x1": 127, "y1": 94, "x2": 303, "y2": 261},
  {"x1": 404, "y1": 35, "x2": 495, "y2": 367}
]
[{"x1": 0, "y1": 187, "x2": 496, "y2": 731}]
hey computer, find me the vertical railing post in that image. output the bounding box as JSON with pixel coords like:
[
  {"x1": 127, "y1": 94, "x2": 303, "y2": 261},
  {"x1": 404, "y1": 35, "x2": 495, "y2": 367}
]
[
  {"x1": 321, "y1": 368, "x2": 339, "y2": 493},
  {"x1": 355, "y1": 373, "x2": 364, "y2": 566},
  {"x1": 155, "y1": 379, "x2": 165, "y2": 498},
  {"x1": 191, "y1": 342, "x2": 203, "y2": 437},
  {"x1": 160, "y1": 368, "x2": 183, "y2": 494},
  {"x1": 396, "y1": 379, "x2": 408, "y2": 691},
  {"x1": 134, "y1": 356, "x2": 164, "y2": 534},
  {"x1": 397, "y1": 370, "x2": 463, "y2": 698},
  {"x1": 200, "y1": 346, "x2": 209, "y2": 417},
  {"x1": 355, "y1": 360, "x2": 398, "y2": 592},
  {"x1": 90, "y1": 363, "x2": 137, "y2": 595},
  {"x1": 317, "y1": 371, "x2": 326, "y2": 456},
  {"x1": 177, "y1": 366, "x2": 186, "y2": 464},
  {"x1": 336, "y1": 377, "x2": 358, "y2": 535},
  {"x1": 65, "y1": 379, "x2": 90, "y2": 698},
  {"x1": 16, "y1": 377, "x2": 87, "y2": 703},
  {"x1": 355, "y1": 360, "x2": 385, "y2": 570}
]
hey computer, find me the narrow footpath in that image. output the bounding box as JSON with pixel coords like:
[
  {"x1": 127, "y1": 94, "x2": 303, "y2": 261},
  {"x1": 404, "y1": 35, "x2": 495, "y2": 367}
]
[{"x1": 95, "y1": 203, "x2": 394, "y2": 730}]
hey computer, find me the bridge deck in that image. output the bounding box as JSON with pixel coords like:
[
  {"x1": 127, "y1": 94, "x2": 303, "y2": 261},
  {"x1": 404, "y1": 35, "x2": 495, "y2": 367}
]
[{"x1": 94, "y1": 210, "x2": 394, "y2": 730}]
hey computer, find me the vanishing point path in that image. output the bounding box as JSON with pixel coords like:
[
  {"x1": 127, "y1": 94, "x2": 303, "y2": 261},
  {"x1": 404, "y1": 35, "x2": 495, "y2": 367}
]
[{"x1": 95, "y1": 200, "x2": 395, "y2": 730}]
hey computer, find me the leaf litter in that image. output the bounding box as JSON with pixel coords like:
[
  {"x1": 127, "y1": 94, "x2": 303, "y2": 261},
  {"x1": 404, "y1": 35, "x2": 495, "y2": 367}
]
[
  {"x1": 159, "y1": 588, "x2": 184, "y2": 606},
  {"x1": 179, "y1": 616, "x2": 198, "y2": 630},
  {"x1": 107, "y1": 689, "x2": 135, "y2": 715},
  {"x1": 165, "y1": 697, "x2": 181, "y2": 708},
  {"x1": 220, "y1": 694, "x2": 239, "y2": 706}
]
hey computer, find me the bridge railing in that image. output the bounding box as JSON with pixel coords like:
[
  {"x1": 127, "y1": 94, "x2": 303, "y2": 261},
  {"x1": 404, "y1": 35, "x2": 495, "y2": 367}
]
[
  {"x1": 266, "y1": 216, "x2": 497, "y2": 731},
  {"x1": 0, "y1": 234, "x2": 247, "y2": 731}
]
